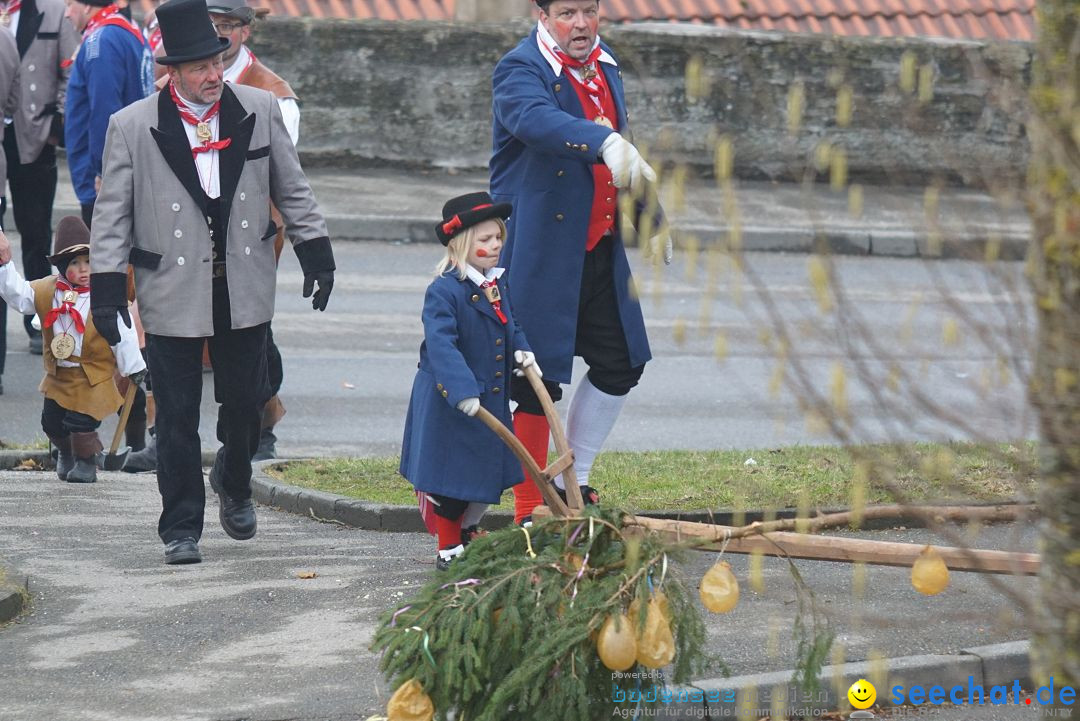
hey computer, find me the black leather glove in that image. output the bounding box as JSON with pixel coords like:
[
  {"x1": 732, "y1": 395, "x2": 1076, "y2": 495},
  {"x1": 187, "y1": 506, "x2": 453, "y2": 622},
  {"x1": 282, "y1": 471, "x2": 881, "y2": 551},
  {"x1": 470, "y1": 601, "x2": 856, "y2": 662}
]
[
  {"x1": 128, "y1": 369, "x2": 148, "y2": 387},
  {"x1": 302, "y1": 270, "x2": 334, "y2": 312},
  {"x1": 92, "y1": 305, "x2": 131, "y2": 346}
]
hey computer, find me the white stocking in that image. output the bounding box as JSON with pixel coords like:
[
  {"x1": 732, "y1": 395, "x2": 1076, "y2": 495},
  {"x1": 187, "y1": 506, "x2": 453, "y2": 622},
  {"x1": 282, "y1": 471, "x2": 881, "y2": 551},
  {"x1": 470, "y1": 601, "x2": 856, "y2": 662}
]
[
  {"x1": 555, "y1": 375, "x2": 626, "y2": 490},
  {"x1": 462, "y1": 502, "x2": 489, "y2": 528}
]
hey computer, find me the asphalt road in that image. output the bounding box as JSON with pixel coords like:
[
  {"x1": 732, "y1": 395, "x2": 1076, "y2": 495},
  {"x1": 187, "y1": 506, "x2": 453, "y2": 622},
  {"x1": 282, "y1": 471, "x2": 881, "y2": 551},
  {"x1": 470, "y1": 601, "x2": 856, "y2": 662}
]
[
  {"x1": 0, "y1": 470, "x2": 1036, "y2": 721},
  {"x1": 0, "y1": 241, "x2": 1035, "y2": 456}
]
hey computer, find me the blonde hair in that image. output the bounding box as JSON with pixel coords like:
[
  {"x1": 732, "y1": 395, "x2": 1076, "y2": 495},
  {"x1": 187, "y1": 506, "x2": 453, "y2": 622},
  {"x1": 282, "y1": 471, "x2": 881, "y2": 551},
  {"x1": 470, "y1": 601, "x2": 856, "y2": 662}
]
[{"x1": 432, "y1": 218, "x2": 507, "y2": 279}]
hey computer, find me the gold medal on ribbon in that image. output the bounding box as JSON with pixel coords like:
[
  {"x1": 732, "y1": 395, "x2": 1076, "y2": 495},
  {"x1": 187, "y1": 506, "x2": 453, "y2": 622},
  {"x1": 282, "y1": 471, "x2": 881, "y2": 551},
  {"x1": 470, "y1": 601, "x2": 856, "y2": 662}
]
[
  {"x1": 594, "y1": 115, "x2": 614, "y2": 129},
  {"x1": 483, "y1": 284, "x2": 501, "y2": 304},
  {"x1": 196, "y1": 122, "x2": 212, "y2": 142},
  {"x1": 51, "y1": 333, "x2": 75, "y2": 360},
  {"x1": 581, "y1": 64, "x2": 598, "y2": 83},
  {"x1": 62, "y1": 290, "x2": 78, "y2": 304}
]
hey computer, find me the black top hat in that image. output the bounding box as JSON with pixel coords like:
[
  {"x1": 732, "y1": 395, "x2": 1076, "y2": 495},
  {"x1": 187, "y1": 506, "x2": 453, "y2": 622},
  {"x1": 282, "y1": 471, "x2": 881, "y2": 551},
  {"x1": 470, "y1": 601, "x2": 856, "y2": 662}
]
[
  {"x1": 156, "y1": 0, "x2": 230, "y2": 66},
  {"x1": 435, "y1": 192, "x2": 512, "y2": 246},
  {"x1": 47, "y1": 216, "x2": 91, "y2": 265}
]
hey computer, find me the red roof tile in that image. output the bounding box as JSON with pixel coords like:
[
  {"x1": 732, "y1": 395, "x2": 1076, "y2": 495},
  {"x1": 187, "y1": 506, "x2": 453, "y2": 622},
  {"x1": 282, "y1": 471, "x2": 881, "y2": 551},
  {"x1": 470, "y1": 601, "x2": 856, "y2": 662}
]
[{"x1": 133, "y1": 0, "x2": 1035, "y2": 41}]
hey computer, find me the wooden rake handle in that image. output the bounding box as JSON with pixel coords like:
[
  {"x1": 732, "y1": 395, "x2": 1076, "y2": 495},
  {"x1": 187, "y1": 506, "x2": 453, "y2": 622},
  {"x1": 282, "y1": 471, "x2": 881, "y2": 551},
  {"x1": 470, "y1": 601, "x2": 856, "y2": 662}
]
[{"x1": 109, "y1": 381, "x2": 139, "y2": 456}]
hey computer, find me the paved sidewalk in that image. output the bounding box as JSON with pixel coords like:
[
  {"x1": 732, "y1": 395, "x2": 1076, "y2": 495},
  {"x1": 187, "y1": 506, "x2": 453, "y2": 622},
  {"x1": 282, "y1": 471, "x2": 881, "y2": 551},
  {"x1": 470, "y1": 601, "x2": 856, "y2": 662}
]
[
  {"x1": 51, "y1": 164, "x2": 1031, "y2": 256},
  {"x1": 0, "y1": 467, "x2": 1037, "y2": 721}
]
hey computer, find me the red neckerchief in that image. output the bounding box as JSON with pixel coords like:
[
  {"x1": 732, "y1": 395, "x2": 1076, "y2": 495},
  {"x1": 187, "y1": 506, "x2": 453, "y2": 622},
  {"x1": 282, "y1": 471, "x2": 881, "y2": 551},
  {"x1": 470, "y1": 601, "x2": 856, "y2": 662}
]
[
  {"x1": 82, "y1": 4, "x2": 144, "y2": 44},
  {"x1": 169, "y1": 82, "x2": 232, "y2": 157},
  {"x1": 538, "y1": 35, "x2": 611, "y2": 120},
  {"x1": 44, "y1": 278, "x2": 89, "y2": 333},
  {"x1": 479, "y1": 279, "x2": 508, "y2": 325},
  {"x1": 1, "y1": 2, "x2": 22, "y2": 17}
]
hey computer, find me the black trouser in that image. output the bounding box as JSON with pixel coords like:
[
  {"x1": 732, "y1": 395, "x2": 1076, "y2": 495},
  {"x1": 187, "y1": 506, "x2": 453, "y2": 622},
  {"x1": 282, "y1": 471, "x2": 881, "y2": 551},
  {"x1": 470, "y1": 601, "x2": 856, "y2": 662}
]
[
  {"x1": 3, "y1": 129, "x2": 57, "y2": 338},
  {"x1": 80, "y1": 202, "x2": 94, "y2": 229},
  {"x1": 146, "y1": 278, "x2": 269, "y2": 544},
  {"x1": 511, "y1": 235, "x2": 645, "y2": 415},
  {"x1": 266, "y1": 323, "x2": 282, "y2": 395},
  {"x1": 0, "y1": 196, "x2": 6, "y2": 377},
  {"x1": 41, "y1": 398, "x2": 100, "y2": 436}
]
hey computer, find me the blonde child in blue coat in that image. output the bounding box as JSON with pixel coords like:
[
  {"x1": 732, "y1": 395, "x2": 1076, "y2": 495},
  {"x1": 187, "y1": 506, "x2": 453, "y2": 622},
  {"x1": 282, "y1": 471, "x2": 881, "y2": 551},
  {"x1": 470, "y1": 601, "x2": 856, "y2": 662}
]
[{"x1": 399, "y1": 192, "x2": 540, "y2": 571}]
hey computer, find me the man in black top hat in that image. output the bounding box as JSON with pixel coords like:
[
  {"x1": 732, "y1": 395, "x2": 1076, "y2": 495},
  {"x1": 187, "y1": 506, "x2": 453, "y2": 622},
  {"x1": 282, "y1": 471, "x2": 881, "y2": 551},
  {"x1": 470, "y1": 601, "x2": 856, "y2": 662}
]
[{"x1": 89, "y1": 0, "x2": 335, "y2": 565}]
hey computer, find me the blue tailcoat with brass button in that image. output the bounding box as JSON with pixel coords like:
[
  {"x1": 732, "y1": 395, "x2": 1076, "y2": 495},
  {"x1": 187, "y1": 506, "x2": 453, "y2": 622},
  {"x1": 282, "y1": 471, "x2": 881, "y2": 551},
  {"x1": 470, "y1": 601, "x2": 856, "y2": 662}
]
[
  {"x1": 400, "y1": 272, "x2": 531, "y2": 504},
  {"x1": 489, "y1": 28, "x2": 652, "y2": 385}
]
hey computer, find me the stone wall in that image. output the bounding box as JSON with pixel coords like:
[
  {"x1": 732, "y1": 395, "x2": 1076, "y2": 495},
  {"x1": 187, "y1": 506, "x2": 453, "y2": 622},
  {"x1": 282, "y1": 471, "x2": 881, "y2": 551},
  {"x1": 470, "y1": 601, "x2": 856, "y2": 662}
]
[{"x1": 249, "y1": 18, "x2": 1032, "y2": 185}]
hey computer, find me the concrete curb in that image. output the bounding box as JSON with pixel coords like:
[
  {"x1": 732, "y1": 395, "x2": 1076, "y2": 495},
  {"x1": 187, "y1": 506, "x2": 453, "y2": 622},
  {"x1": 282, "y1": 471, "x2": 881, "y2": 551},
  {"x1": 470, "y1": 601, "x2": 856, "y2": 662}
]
[
  {"x1": 250, "y1": 460, "x2": 1027, "y2": 533},
  {"x1": 0, "y1": 562, "x2": 29, "y2": 625},
  {"x1": 0, "y1": 449, "x2": 221, "y2": 472},
  {"x1": 650, "y1": 640, "x2": 1031, "y2": 717}
]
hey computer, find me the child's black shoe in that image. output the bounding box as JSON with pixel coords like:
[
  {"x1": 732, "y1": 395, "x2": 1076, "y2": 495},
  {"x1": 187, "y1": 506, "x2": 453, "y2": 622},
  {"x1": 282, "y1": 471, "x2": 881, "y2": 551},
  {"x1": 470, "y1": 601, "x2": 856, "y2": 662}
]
[
  {"x1": 461, "y1": 525, "x2": 487, "y2": 547},
  {"x1": 435, "y1": 543, "x2": 464, "y2": 571},
  {"x1": 556, "y1": 485, "x2": 600, "y2": 506}
]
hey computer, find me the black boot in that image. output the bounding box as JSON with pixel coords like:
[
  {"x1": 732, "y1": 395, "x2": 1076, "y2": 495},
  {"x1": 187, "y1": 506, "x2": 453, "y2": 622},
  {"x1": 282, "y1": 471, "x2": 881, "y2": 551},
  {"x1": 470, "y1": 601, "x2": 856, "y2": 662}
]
[
  {"x1": 67, "y1": 432, "x2": 102, "y2": 483},
  {"x1": 125, "y1": 417, "x2": 146, "y2": 453},
  {"x1": 122, "y1": 431, "x2": 157, "y2": 472},
  {"x1": 48, "y1": 434, "x2": 75, "y2": 481}
]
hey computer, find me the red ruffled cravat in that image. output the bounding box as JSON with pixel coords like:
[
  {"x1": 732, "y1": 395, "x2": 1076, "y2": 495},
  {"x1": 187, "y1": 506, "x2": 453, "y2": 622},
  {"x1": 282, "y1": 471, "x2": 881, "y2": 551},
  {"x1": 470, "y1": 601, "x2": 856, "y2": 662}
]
[
  {"x1": 169, "y1": 82, "x2": 232, "y2": 157},
  {"x1": 43, "y1": 278, "x2": 89, "y2": 333}
]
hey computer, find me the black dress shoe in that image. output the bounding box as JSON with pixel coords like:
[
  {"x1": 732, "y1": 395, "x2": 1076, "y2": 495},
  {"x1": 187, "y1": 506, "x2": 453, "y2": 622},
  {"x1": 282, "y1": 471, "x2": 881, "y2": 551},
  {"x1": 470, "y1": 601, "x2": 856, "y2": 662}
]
[
  {"x1": 556, "y1": 485, "x2": 600, "y2": 506},
  {"x1": 218, "y1": 495, "x2": 257, "y2": 540},
  {"x1": 164, "y1": 537, "x2": 202, "y2": 564}
]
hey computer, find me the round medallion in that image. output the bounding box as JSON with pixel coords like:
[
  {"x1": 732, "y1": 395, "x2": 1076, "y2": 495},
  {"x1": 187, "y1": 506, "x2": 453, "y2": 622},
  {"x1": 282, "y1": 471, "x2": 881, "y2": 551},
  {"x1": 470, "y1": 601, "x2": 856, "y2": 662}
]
[
  {"x1": 62, "y1": 290, "x2": 78, "y2": 304},
  {"x1": 51, "y1": 333, "x2": 76, "y2": 360}
]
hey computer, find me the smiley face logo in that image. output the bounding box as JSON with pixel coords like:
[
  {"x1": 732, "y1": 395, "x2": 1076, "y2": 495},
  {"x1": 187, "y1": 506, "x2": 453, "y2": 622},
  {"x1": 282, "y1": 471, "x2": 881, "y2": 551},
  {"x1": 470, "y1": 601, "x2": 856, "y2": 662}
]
[{"x1": 847, "y1": 678, "x2": 876, "y2": 710}]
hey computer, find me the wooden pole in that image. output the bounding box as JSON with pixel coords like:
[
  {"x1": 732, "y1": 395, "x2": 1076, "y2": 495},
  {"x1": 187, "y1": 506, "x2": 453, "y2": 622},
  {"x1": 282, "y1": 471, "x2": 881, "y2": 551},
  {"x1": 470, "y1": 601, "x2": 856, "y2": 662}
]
[{"x1": 531, "y1": 508, "x2": 1040, "y2": 575}]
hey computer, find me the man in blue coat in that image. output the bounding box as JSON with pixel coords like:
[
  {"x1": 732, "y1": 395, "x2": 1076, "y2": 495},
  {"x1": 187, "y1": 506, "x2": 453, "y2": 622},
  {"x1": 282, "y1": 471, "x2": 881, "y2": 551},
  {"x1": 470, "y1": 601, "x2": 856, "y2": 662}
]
[
  {"x1": 64, "y1": 0, "x2": 153, "y2": 226},
  {"x1": 490, "y1": 0, "x2": 670, "y2": 525}
]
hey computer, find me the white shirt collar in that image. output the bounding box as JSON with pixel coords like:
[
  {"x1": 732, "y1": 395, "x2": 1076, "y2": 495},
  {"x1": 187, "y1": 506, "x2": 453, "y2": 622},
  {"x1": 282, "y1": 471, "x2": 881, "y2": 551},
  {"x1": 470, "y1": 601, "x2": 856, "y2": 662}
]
[
  {"x1": 535, "y1": 20, "x2": 615, "y2": 79},
  {"x1": 223, "y1": 44, "x2": 252, "y2": 85},
  {"x1": 464, "y1": 264, "x2": 504, "y2": 287},
  {"x1": 172, "y1": 85, "x2": 215, "y2": 118}
]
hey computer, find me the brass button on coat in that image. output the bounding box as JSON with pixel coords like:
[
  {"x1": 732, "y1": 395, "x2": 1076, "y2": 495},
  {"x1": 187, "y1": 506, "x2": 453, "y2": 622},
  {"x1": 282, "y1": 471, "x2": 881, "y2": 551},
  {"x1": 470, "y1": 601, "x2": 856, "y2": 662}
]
[
  {"x1": 555, "y1": 213, "x2": 564, "y2": 221},
  {"x1": 581, "y1": 144, "x2": 589, "y2": 152},
  {"x1": 554, "y1": 83, "x2": 561, "y2": 91},
  {"x1": 471, "y1": 294, "x2": 480, "y2": 302},
  {"x1": 495, "y1": 371, "x2": 503, "y2": 378},
  {"x1": 437, "y1": 383, "x2": 444, "y2": 390},
  {"x1": 557, "y1": 170, "x2": 565, "y2": 177},
  {"x1": 495, "y1": 354, "x2": 504, "y2": 361},
  {"x1": 495, "y1": 338, "x2": 503, "y2": 346},
  {"x1": 493, "y1": 387, "x2": 501, "y2": 394},
  {"x1": 442, "y1": 390, "x2": 448, "y2": 398}
]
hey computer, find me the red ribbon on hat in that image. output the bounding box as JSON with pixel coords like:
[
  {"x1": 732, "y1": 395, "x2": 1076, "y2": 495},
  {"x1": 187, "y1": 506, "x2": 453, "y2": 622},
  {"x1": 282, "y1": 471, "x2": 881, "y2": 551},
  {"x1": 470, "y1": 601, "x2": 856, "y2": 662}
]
[
  {"x1": 442, "y1": 203, "x2": 493, "y2": 237},
  {"x1": 43, "y1": 278, "x2": 89, "y2": 334}
]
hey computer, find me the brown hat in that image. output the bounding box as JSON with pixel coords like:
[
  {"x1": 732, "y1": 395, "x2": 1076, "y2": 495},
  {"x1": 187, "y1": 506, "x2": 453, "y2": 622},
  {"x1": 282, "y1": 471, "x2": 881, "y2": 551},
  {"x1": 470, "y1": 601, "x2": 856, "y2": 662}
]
[{"x1": 47, "y1": 216, "x2": 91, "y2": 266}]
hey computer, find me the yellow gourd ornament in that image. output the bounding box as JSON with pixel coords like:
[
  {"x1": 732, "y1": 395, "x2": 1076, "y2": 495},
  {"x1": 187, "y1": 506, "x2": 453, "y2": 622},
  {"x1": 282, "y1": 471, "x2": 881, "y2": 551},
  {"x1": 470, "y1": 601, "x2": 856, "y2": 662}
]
[
  {"x1": 635, "y1": 597, "x2": 676, "y2": 669},
  {"x1": 700, "y1": 560, "x2": 740, "y2": 613},
  {"x1": 387, "y1": 679, "x2": 434, "y2": 721},
  {"x1": 596, "y1": 613, "x2": 637, "y2": 671},
  {"x1": 911, "y1": 545, "x2": 949, "y2": 595}
]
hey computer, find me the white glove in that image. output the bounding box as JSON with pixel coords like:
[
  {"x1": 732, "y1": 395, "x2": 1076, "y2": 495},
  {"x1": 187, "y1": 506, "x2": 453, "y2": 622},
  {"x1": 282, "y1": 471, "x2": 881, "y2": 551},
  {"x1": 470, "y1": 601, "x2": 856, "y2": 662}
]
[
  {"x1": 513, "y1": 350, "x2": 542, "y2": 378},
  {"x1": 642, "y1": 229, "x2": 673, "y2": 266},
  {"x1": 457, "y1": 397, "x2": 481, "y2": 416},
  {"x1": 600, "y1": 133, "x2": 656, "y2": 193}
]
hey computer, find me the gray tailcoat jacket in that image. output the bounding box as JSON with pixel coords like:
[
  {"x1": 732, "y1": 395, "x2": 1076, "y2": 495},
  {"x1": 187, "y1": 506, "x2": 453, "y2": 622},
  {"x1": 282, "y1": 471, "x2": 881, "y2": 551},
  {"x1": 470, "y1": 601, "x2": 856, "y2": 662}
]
[
  {"x1": 89, "y1": 83, "x2": 333, "y2": 337},
  {"x1": 10, "y1": 0, "x2": 77, "y2": 164},
  {"x1": 0, "y1": 30, "x2": 18, "y2": 181}
]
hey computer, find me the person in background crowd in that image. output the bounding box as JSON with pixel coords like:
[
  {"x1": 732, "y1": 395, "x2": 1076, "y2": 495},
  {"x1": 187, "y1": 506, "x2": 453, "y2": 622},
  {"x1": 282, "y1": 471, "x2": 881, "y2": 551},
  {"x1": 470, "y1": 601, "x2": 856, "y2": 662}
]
[
  {"x1": 63, "y1": 0, "x2": 152, "y2": 227},
  {"x1": 0, "y1": 0, "x2": 76, "y2": 359},
  {"x1": 0, "y1": 216, "x2": 145, "y2": 483},
  {"x1": 89, "y1": 0, "x2": 335, "y2": 565},
  {"x1": 0, "y1": 28, "x2": 23, "y2": 392},
  {"x1": 489, "y1": 0, "x2": 671, "y2": 526}
]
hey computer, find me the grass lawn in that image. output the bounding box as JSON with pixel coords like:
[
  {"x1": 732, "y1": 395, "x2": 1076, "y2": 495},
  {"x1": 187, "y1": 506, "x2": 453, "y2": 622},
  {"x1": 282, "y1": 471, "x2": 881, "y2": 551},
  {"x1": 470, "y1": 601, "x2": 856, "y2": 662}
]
[{"x1": 267, "y1": 441, "x2": 1037, "y2": 512}]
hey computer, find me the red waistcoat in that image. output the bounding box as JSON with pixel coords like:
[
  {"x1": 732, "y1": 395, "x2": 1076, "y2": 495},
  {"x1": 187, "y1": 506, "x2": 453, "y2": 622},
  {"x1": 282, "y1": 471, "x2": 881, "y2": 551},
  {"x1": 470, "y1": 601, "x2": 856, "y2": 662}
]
[{"x1": 564, "y1": 67, "x2": 618, "y2": 251}]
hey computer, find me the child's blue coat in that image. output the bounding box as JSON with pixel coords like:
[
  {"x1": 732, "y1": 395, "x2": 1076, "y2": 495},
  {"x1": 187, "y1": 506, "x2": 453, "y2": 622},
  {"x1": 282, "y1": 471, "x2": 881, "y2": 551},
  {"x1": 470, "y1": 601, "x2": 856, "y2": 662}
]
[{"x1": 400, "y1": 271, "x2": 531, "y2": 504}]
